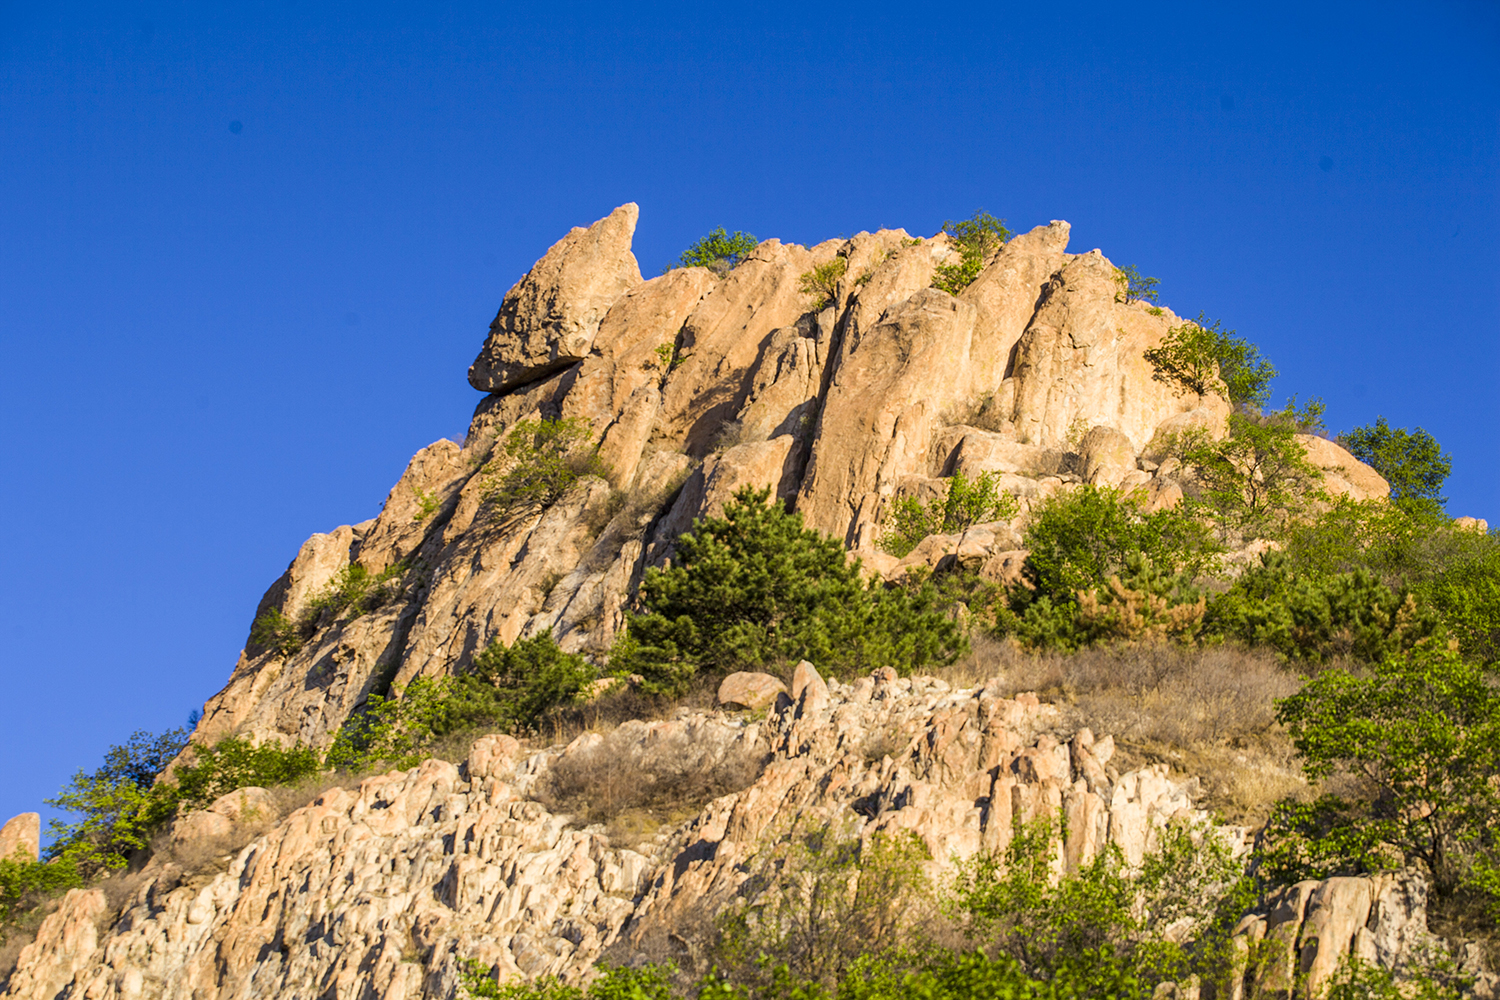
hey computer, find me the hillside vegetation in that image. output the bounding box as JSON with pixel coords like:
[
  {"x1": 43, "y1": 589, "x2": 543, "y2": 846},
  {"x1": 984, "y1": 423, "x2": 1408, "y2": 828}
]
[{"x1": 3, "y1": 207, "x2": 1495, "y2": 1000}]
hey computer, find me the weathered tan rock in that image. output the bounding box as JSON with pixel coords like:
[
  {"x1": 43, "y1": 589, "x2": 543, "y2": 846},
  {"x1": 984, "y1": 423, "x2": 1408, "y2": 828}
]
[
  {"x1": 0, "y1": 812, "x2": 39, "y2": 862},
  {"x1": 169, "y1": 787, "x2": 277, "y2": 849},
  {"x1": 1455, "y1": 516, "x2": 1490, "y2": 533},
  {"x1": 469, "y1": 203, "x2": 643, "y2": 392},
  {"x1": 1298, "y1": 434, "x2": 1390, "y2": 501},
  {"x1": 717, "y1": 672, "x2": 787, "y2": 711},
  {"x1": 560, "y1": 267, "x2": 717, "y2": 486},
  {"x1": 652, "y1": 239, "x2": 830, "y2": 456},
  {"x1": 4, "y1": 889, "x2": 108, "y2": 1000},
  {"x1": 1009, "y1": 254, "x2": 1230, "y2": 453},
  {"x1": 1079, "y1": 425, "x2": 1137, "y2": 486}
]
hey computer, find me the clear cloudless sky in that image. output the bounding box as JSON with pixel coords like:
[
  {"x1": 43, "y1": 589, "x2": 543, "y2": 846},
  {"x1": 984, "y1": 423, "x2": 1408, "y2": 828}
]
[{"x1": 2, "y1": 1, "x2": 1497, "y2": 832}]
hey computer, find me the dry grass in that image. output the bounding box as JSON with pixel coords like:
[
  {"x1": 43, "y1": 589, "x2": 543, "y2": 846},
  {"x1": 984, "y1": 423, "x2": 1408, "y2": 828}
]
[
  {"x1": 534, "y1": 719, "x2": 767, "y2": 850},
  {"x1": 934, "y1": 638, "x2": 1306, "y2": 825}
]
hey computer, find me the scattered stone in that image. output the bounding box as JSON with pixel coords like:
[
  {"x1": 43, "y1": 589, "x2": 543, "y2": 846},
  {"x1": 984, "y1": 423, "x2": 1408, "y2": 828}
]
[{"x1": 717, "y1": 672, "x2": 787, "y2": 711}]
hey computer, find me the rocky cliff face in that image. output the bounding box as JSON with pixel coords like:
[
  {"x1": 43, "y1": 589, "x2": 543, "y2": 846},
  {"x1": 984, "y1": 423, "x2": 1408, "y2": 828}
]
[
  {"x1": 3, "y1": 205, "x2": 1417, "y2": 999},
  {"x1": 184, "y1": 204, "x2": 1386, "y2": 755},
  {"x1": 0, "y1": 665, "x2": 1225, "y2": 998},
  {"x1": 11, "y1": 661, "x2": 1480, "y2": 1000}
]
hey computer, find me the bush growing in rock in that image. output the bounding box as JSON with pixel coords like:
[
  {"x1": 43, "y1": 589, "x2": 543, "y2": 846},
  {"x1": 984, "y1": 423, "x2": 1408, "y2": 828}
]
[
  {"x1": 1113, "y1": 264, "x2": 1160, "y2": 304},
  {"x1": 612, "y1": 487, "x2": 965, "y2": 696},
  {"x1": 670, "y1": 227, "x2": 759, "y2": 276},
  {"x1": 879, "y1": 470, "x2": 1019, "y2": 558},
  {"x1": 797, "y1": 256, "x2": 846, "y2": 309},
  {"x1": 931, "y1": 210, "x2": 1010, "y2": 294},
  {"x1": 481, "y1": 417, "x2": 610, "y2": 525},
  {"x1": 1143, "y1": 313, "x2": 1277, "y2": 407},
  {"x1": 326, "y1": 632, "x2": 595, "y2": 770}
]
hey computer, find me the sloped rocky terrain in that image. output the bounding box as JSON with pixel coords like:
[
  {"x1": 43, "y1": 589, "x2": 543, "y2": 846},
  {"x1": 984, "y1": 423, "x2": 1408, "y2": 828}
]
[
  {"x1": 186, "y1": 203, "x2": 1384, "y2": 754},
  {"x1": 6, "y1": 205, "x2": 1442, "y2": 1000}
]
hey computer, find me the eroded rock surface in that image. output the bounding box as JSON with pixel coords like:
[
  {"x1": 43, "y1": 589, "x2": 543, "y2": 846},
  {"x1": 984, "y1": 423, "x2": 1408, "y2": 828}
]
[
  {"x1": 5, "y1": 667, "x2": 1242, "y2": 1000},
  {"x1": 185, "y1": 204, "x2": 1392, "y2": 758}
]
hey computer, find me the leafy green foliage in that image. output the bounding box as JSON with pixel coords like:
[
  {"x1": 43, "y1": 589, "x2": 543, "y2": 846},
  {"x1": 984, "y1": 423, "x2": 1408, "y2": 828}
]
[
  {"x1": 879, "y1": 471, "x2": 1020, "y2": 557},
  {"x1": 304, "y1": 562, "x2": 406, "y2": 623},
  {"x1": 671, "y1": 227, "x2": 759, "y2": 276},
  {"x1": 0, "y1": 854, "x2": 82, "y2": 930},
  {"x1": 612, "y1": 487, "x2": 965, "y2": 696},
  {"x1": 715, "y1": 824, "x2": 931, "y2": 990},
  {"x1": 1340, "y1": 416, "x2": 1452, "y2": 517},
  {"x1": 469, "y1": 631, "x2": 597, "y2": 734},
  {"x1": 1181, "y1": 404, "x2": 1325, "y2": 540},
  {"x1": 1113, "y1": 265, "x2": 1160, "y2": 304},
  {"x1": 249, "y1": 561, "x2": 407, "y2": 657},
  {"x1": 1276, "y1": 498, "x2": 1500, "y2": 664},
  {"x1": 171, "y1": 738, "x2": 321, "y2": 814},
  {"x1": 481, "y1": 418, "x2": 609, "y2": 525},
  {"x1": 1142, "y1": 313, "x2": 1277, "y2": 407},
  {"x1": 1019, "y1": 486, "x2": 1219, "y2": 600},
  {"x1": 412, "y1": 488, "x2": 441, "y2": 522},
  {"x1": 931, "y1": 210, "x2": 1010, "y2": 294},
  {"x1": 1271, "y1": 645, "x2": 1500, "y2": 899},
  {"x1": 43, "y1": 727, "x2": 189, "y2": 876},
  {"x1": 457, "y1": 960, "x2": 674, "y2": 1000},
  {"x1": 999, "y1": 486, "x2": 1219, "y2": 651},
  {"x1": 1204, "y1": 553, "x2": 1439, "y2": 664},
  {"x1": 797, "y1": 257, "x2": 847, "y2": 309},
  {"x1": 327, "y1": 632, "x2": 593, "y2": 770},
  {"x1": 249, "y1": 608, "x2": 303, "y2": 656},
  {"x1": 949, "y1": 815, "x2": 1244, "y2": 994}
]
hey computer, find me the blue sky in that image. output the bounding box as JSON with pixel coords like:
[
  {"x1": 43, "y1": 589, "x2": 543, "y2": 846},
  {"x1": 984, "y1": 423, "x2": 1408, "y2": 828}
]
[{"x1": 1, "y1": 1, "x2": 1496, "y2": 830}]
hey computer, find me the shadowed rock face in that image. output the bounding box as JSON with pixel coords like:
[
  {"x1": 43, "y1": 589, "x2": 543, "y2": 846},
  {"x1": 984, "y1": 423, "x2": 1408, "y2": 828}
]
[{"x1": 187, "y1": 202, "x2": 1387, "y2": 761}]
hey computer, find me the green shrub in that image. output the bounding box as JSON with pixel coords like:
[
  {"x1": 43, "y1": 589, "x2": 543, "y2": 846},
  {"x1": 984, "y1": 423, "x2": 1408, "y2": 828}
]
[
  {"x1": 1269, "y1": 644, "x2": 1500, "y2": 900},
  {"x1": 931, "y1": 210, "x2": 1010, "y2": 294},
  {"x1": 0, "y1": 854, "x2": 82, "y2": 930},
  {"x1": 611, "y1": 487, "x2": 965, "y2": 696},
  {"x1": 250, "y1": 562, "x2": 407, "y2": 657},
  {"x1": 1019, "y1": 486, "x2": 1219, "y2": 600},
  {"x1": 1000, "y1": 486, "x2": 1218, "y2": 651},
  {"x1": 879, "y1": 471, "x2": 1019, "y2": 557},
  {"x1": 170, "y1": 738, "x2": 321, "y2": 813},
  {"x1": 44, "y1": 727, "x2": 189, "y2": 877},
  {"x1": 1181, "y1": 403, "x2": 1325, "y2": 541},
  {"x1": 670, "y1": 227, "x2": 759, "y2": 276},
  {"x1": 1339, "y1": 416, "x2": 1452, "y2": 517},
  {"x1": 948, "y1": 812, "x2": 1248, "y2": 997},
  {"x1": 1113, "y1": 265, "x2": 1160, "y2": 304},
  {"x1": 304, "y1": 562, "x2": 406, "y2": 624},
  {"x1": 469, "y1": 630, "x2": 597, "y2": 733},
  {"x1": 1203, "y1": 553, "x2": 1439, "y2": 664},
  {"x1": 1142, "y1": 313, "x2": 1277, "y2": 407},
  {"x1": 249, "y1": 608, "x2": 303, "y2": 656},
  {"x1": 797, "y1": 257, "x2": 847, "y2": 309},
  {"x1": 458, "y1": 960, "x2": 674, "y2": 1000},
  {"x1": 412, "y1": 488, "x2": 441, "y2": 522},
  {"x1": 326, "y1": 632, "x2": 593, "y2": 770},
  {"x1": 481, "y1": 418, "x2": 609, "y2": 525}
]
